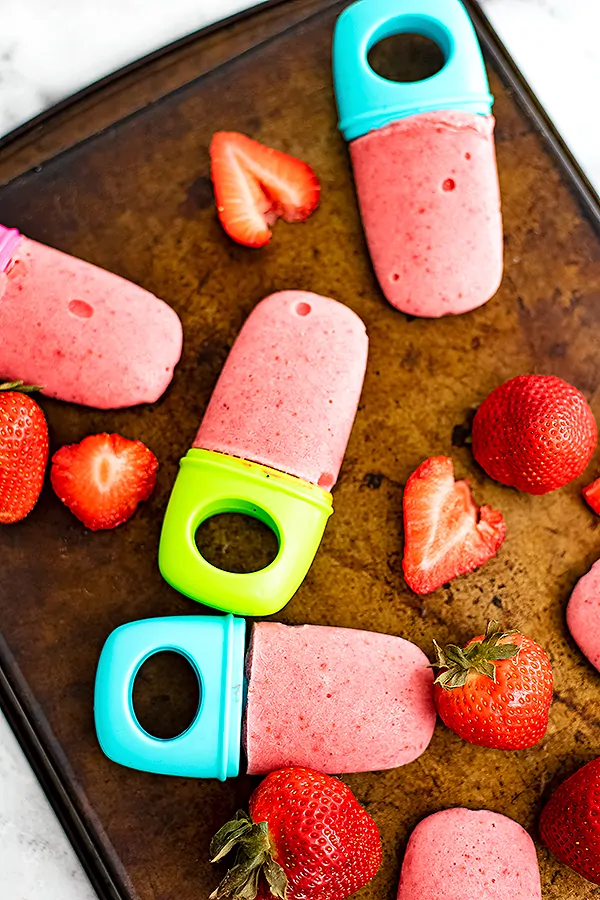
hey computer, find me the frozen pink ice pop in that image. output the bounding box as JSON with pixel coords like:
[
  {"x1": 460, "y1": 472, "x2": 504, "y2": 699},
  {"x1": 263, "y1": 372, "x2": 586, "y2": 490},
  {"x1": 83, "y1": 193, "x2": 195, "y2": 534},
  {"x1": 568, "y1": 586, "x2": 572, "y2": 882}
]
[
  {"x1": 159, "y1": 291, "x2": 368, "y2": 616},
  {"x1": 244, "y1": 622, "x2": 436, "y2": 774},
  {"x1": 349, "y1": 112, "x2": 502, "y2": 317},
  {"x1": 567, "y1": 558, "x2": 600, "y2": 672},
  {"x1": 194, "y1": 290, "x2": 367, "y2": 489},
  {"x1": 397, "y1": 808, "x2": 542, "y2": 899},
  {"x1": 0, "y1": 226, "x2": 182, "y2": 409},
  {"x1": 333, "y1": 0, "x2": 503, "y2": 318}
]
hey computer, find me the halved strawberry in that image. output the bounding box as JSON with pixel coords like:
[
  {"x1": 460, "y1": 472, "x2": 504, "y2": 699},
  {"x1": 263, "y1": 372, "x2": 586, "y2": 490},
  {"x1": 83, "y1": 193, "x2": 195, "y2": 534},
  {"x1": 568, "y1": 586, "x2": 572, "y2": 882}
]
[
  {"x1": 583, "y1": 477, "x2": 600, "y2": 514},
  {"x1": 402, "y1": 456, "x2": 506, "y2": 595},
  {"x1": 51, "y1": 433, "x2": 158, "y2": 531},
  {"x1": 209, "y1": 132, "x2": 320, "y2": 247}
]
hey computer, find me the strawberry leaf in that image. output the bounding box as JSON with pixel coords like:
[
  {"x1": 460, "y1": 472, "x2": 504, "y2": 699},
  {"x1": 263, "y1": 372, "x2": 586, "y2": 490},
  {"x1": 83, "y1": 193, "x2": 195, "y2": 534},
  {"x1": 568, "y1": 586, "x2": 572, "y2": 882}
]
[{"x1": 432, "y1": 621, "x2": 519, "y2": 690}]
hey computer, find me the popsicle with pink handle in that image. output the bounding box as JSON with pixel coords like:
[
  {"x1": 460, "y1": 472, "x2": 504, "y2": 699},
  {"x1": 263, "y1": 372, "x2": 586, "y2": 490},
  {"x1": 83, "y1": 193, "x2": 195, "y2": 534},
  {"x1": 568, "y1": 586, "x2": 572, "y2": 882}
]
[
  {"x1": 159, "y1": 291, "x2": 368, "y2": 616},
  {"x1": 333, "y1": 0, "x2": 503, "y2": 317},
  {"x1": 0, "y1": 226, "x2": 183, "y2": 408},
  {"x1": 398, "y1": 809, "x2": 542, "y2": 899},
  {"x1": 244, "y1": 622, "x2": 436, "y2": 774}
]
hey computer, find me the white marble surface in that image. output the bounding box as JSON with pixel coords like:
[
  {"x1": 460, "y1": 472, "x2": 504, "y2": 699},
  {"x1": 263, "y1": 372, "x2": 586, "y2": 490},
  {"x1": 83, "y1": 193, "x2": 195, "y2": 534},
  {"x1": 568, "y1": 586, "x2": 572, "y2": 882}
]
[{"x1": 0, "y1": 0, "x2": 597, "y2": 898}]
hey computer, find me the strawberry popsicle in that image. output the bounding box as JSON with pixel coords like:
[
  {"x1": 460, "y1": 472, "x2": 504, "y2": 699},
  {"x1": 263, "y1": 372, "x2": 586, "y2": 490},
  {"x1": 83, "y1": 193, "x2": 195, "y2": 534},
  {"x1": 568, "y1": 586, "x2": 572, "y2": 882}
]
[
  {"x1": 398, "y1": 809, "x2": 542, "y2": 899},
  {"x1": 94, "y1": 615, "x2": 436, "y2": 779},
  {"x1": 159, "y1": 291, "x2": 368, "y2": 616},
  {"x1": 333, "y1": 0, "x2": 503, "y2": 317},
  {"x1": 244, "y1": 622, "x2": 436, "y2": 774},
  {"x1": 0, "y1": 226, "x2": 182, "y2": 408},
  {"x1": 194, "y1": 290, "x2": 367, "y2": 487},
  {"x1": 567, "y1": 558, "x2": 600, "y2": 672},
  {"x1": 349, "y1": 112, "x2": 502, "y2": 317}
]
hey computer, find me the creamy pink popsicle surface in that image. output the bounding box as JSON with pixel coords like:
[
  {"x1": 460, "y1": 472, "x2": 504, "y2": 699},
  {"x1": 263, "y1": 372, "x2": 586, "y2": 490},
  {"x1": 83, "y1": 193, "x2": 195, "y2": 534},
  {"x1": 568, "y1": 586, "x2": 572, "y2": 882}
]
[
  {"x1": 397, "y1": 809, "x2": 541, "y2": 899},
  {"x1": 350, "y1": 111, "x2": 503, "y2": 317},
  {"x1": 193, "y1": 291, "x2": 368, "y2": 489},
  {"x1": 567, "y1": 558, "x2": 600, "y2": 672},
  {"x1": 243, "y1": 622, "x2": 436, "y2": 774},
  {"x1": 0, "y1": 233, "x2": 183, "y2": 409}
]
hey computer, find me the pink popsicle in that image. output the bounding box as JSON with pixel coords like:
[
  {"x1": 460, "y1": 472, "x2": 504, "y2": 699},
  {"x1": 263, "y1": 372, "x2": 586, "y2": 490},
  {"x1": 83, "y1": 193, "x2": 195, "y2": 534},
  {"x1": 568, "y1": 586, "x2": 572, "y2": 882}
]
[
  {"x1": 193, "y1": 291, "x2": 368, "y2": 489},
  {"x1": 244, "y1": 622, "x2": 436, "y2": 774},
  {"x1": 350, "y1": 111, "x2": 503, "y2": 317},
  {"x1": 0, "y1": 230, "x2": 183, "y2": 409},
  {"x1": 567, "y1": 558, "x2": 600, "y2": 672},
  {"x1": 397, "y1": 809, "x2": 542, "y2": 899}
]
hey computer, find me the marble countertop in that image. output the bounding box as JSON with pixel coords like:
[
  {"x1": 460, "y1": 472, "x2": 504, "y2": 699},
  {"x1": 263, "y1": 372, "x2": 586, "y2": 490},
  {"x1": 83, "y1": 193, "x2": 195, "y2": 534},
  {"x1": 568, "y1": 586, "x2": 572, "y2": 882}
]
[{"x1": 0, "y1": 1, "x2": 597, "y2": 897}]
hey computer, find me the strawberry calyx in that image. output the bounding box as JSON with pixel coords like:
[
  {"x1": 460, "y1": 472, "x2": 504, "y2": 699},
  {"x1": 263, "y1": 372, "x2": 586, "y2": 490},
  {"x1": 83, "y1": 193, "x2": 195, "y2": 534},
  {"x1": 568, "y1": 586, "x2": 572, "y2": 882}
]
[
  {"x1": 0, "y1": 380, "x2": 42, "y2": 394},
  {"x1": 432, "y1": 620, "x2": 519, "y2": 689},
  {"x1": 209, "y1": 810, "x2": 287, "y2": 900}
]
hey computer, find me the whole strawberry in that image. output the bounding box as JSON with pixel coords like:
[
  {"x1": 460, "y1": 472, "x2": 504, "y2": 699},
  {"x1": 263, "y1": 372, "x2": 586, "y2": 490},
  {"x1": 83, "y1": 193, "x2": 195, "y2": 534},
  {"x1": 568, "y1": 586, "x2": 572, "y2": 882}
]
[
  {"x1": 432, "y1": 621, "x2": 553, "y2": 750},
  {"x1": 472, "y1": 374, "x2": 597, "y2": 494},
  {"x1": 210, "y1": 767, "x2": 381, "y2": 900},
  {"x1": 540, "y1": 756, "x2": 600, "y2": 885},
  {"x1": 0, "y1": 381, "x2": 49, "y2": 524}
]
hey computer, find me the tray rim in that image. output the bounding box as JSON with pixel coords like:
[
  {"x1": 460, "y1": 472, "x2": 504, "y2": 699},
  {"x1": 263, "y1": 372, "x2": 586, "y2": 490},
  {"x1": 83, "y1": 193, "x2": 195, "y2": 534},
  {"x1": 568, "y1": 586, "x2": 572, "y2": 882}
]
[{"x1": 1, "y1": 3, "x2": 599, "y2": 899}]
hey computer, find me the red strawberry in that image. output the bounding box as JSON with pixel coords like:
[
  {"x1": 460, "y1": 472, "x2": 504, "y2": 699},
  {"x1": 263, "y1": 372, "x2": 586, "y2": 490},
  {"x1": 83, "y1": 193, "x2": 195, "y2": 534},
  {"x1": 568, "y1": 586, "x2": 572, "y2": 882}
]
[
  {"x1": 209, "y1": 767, "x2": 381, "y2": 900},
  {"x1": 432, "y1": 621, "x2": 553, "y2": 750},
  {"x1": 210, "y1": 132, "x2": 320, "y2": 247},
  {"x1": 402, "y1": 456, "x2": 505, "y2": 595},
  {"x1": 540, "y1": 756, "x2": 600, "y2": 885},
  {"x1": 0, "y1": 381, "x2": 49, "y2": 524},
  {"x1": 472, "y1": 374, "x2": 597, "y2": 494},
  {"x1": 51, "y1": 433, "x2": 158, "y2": 531},
  {"x1": 583, "y1": 477, "x2": 600, "y2": 513}
]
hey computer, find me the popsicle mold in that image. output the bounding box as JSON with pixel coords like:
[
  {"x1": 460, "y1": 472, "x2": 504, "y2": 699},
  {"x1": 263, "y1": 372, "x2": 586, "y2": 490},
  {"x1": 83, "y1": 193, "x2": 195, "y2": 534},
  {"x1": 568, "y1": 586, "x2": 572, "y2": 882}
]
[
  {"x1": 159, "y1": 450, "x2": 332, "y2": 617},
  {"x1": 334, "y1": 0, "x2": 493, "y2": 142},
  {"x1": 94, "y1": 618, "x2": 436, "y2": 780},
  {"x1": 0, "y1": 226, "x2": 183, "y2": 408},
  {"x1": 159, "y1": 291, "x2": 367, "y2": 616},
  {"x1": 94, "y1": 615, "x2": 246, "y2": 781},
  {"x1": 333, "y1": 0, "x2": 503, "y2": 317}
]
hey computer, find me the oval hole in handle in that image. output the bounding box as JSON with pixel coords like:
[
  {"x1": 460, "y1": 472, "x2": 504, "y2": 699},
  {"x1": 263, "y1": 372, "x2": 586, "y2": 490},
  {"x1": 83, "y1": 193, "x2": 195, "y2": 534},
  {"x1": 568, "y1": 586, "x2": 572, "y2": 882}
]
[
  {"x1": 132, "y1": 650, "x2": 201, "y2": 740},
  {"x1": 195, "y1": 511, "x2": 279, "y2": 574},
  {"x1": 367, "y1": 32, "x2": 446, "y2": 84}
]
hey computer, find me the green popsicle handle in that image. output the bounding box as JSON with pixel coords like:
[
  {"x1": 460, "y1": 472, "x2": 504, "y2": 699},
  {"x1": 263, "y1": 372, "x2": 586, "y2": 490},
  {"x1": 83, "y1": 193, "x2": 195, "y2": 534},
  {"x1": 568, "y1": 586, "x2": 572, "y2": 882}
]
[{"x1": 158, "y1": 449, "x2": 333, "y2": 616}]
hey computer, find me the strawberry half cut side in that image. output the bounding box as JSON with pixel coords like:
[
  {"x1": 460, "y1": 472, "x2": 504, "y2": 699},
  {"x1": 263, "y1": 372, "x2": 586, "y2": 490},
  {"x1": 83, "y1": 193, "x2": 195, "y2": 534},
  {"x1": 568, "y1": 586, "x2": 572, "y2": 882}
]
[
  {"x1": 51, "y1": 433, "x2": 158, "y2": 531},
  {"x1": 210, "y1": 132, "x2": 320, "y2": 248},
  {"x1": 402, "y1": 456, "x2": 506, "y2": 595}
]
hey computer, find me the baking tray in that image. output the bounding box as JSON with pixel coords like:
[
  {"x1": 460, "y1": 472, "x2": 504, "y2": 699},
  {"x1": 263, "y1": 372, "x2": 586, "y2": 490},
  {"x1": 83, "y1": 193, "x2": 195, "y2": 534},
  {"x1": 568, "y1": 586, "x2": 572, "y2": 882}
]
[{"x1": 1, "y1": 1, "x2": 600, "y2": 898}]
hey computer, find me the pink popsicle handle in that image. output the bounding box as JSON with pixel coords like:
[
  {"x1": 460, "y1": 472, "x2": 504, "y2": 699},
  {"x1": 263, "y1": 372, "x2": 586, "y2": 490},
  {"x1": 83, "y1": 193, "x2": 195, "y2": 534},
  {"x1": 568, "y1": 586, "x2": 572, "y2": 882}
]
[{"x1": 0, "y1": 225, "x2": 22, "y2": 273}]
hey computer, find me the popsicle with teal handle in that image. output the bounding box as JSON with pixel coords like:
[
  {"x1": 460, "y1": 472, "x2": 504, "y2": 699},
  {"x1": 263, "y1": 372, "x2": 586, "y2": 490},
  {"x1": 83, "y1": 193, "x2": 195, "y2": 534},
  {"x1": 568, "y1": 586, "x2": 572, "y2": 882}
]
[
  {"x1": 333, "y1": 0, "x2": 503, "y2": 318},
  {"x1": 94, "y1": 615, "x2": 436, "y2": 780},
  {"x1": 158, "y1": 291, "x2": 368, "y2": 616}
]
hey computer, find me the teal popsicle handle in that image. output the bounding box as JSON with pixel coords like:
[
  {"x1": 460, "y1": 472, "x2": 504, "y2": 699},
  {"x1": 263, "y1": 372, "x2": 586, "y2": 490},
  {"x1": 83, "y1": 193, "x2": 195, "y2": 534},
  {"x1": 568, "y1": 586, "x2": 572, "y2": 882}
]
[
  {"x1": 94, "y1": 614, "x2": 246, "y2": 780},
  {"x1": 333, "y1": 0, "x2": 493, "y2": 142}
]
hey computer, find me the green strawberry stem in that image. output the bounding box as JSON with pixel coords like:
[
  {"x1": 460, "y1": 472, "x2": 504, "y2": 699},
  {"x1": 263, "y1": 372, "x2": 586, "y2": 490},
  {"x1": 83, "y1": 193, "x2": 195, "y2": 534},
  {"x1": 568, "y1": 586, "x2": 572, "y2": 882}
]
[
  {"x1": 432, "y1": 620, "x2": 519, "y2": 689},
  {"x1": 0, "y1": 380, "x2": 43, "y2": 394},
  {"x1": 210, "y1": 810, "x2": 287, "y2": 900}
]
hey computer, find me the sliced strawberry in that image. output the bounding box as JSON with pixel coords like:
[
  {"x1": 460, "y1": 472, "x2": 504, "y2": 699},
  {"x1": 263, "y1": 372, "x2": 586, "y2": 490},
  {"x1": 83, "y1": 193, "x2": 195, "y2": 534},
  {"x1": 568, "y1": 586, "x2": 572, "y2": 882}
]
[
  {"x1": 51, "y1": 433, "x2": 158, "y2": 531},
  {"x1": 402, "y1": 456, "x2": 506, "y2": 595},
  {"x1": 209, "y1": 132, "x2": 320, "y2": 248},
  {"x1": 583, "y1": 477, "x2": 600, "y2": 514}
]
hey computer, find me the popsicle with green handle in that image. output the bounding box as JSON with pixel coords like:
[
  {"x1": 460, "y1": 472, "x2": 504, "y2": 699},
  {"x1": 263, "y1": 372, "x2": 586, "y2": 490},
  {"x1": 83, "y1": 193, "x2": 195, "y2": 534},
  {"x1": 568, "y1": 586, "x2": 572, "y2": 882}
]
[{"x1": 159, "y1": 291, "x2": 368, "y2": 616}]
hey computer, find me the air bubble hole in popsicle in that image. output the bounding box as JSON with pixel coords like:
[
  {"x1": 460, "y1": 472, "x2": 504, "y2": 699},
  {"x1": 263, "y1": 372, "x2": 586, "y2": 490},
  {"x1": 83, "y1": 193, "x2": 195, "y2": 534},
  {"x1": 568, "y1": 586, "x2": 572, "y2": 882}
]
[
  {"x1": 367, "y1": 32, "x2": 446, "y2": 84},
  {"x1": 132, "y1": 650, "x2": 201, "y2": 740},
  {"x1": 68, "y1": 299, "x2": 94, "y2": 319},
  {"x1": 195, "y1": 511, "x2": 279, "y2": 574}
]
